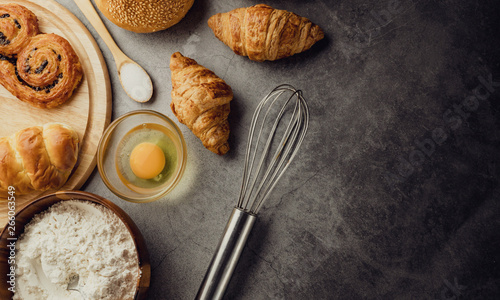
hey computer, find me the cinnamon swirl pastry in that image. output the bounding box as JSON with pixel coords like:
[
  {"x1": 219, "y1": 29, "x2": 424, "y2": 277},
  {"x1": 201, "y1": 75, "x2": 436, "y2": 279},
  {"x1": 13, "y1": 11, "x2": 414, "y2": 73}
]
[
  {"x1": 0, "y1": 4, "x2": 83, "y2": 108},
  {"x1": 0, "y1": 3, "x2": 39, "y2": 57},
  {"x1": 0, "y1": 33, "x2": 83, "y2": 108}
]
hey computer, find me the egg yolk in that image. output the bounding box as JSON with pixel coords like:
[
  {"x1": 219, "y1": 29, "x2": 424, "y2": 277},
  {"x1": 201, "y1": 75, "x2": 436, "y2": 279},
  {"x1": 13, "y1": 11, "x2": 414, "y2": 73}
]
[{"x1": 129, "y1": 142, "x2": 165, "y2": 179}]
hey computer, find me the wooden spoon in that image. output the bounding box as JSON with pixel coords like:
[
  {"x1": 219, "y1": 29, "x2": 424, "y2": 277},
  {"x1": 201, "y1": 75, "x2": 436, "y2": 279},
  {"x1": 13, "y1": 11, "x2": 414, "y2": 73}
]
[{"x1": 74, "y1": 0, "x2": 153, "y2": 103}]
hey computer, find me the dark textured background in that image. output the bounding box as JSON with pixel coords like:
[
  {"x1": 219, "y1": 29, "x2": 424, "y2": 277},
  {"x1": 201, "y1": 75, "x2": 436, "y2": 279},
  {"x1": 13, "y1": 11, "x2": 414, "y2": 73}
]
[{"x1": 56, "y1": 0, "x2": 500, "y2": 298}]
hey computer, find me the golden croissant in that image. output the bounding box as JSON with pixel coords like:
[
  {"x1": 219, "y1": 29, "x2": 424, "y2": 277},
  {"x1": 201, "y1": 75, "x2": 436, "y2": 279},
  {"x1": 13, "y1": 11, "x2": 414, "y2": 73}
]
[
  {"x1": 0, "y1": 123, "x2": 79, "y2": 196},
  {"x1": 208, "y1": 4, "x2": 324, "y2": 61},
  {"x1": 170, "y1": 52, "x2": 233, "y2": 155}
]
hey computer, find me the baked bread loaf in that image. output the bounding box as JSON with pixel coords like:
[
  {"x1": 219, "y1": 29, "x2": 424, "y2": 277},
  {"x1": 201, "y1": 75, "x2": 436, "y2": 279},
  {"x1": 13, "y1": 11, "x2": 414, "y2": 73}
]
[
  {"x1": 95, "y1": 0, "x2": 194, "y2": 33},
  {"x1": 0, "y1": 123, "x2": 79, "y2": 196},
  {"x1": 170, "y1": 52, "x2": 233, "y2": 155},
  {"x1": 0, "y1": 3, "x2": 40, "y2": 57},
  {"x1": 208, "y1": 4, "x2": 324, "y2": 61}
]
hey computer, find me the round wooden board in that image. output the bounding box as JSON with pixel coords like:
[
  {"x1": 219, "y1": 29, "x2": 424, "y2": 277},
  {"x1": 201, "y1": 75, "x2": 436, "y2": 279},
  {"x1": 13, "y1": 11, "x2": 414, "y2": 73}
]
[{"x1": 0, "y1": 0, "x2": 111, "y2": 227}]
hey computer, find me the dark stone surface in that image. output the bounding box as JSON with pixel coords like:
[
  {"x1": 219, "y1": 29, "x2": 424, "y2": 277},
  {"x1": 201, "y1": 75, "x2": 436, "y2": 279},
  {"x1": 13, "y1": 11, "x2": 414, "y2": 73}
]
[{"x1": 57, "y1": 0, "x2": 500, "y2": 298}]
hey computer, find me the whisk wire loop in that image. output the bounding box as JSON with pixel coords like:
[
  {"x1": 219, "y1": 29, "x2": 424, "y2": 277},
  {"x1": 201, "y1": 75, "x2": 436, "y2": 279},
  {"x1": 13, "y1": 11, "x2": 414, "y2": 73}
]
[
  {"x1": 250, "y1": 95, "x2": 301, "y2": 212},
  {"x1": 252, "y1": 91, "x2": 309, "y2": 213},
  {"x1": 237, "y1": 87, "x2": 284, "y2": 209},
  {"x1": 237, "y1": 84, "x2": 310, "y2": 214},
  {"x1": 252, "y1": 103, "x2": 304, "y2": 212},
  {"x1": 243, "y1": 90, "x2": 290, "y2": 210}
]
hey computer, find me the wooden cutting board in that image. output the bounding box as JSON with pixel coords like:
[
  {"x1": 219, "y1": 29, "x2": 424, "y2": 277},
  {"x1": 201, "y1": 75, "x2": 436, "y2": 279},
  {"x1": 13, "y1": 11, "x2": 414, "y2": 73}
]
[{"x1": 0, "y1": 0, "x2": 111, "y2": 227}]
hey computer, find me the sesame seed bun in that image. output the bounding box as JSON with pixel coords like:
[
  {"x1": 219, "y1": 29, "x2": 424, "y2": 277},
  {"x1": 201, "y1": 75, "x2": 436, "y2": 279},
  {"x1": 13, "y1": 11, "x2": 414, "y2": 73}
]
[{"x1": 95, "y1": 0, "x2": 194, "y2": 33}]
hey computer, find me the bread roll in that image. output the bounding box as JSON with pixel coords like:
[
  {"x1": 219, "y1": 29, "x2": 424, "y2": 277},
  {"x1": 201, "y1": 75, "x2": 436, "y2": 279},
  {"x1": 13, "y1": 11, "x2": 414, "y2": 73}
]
[
  {"x1": 95, "y1": 0, "x2": 194, "y2": 33},
  {"x1": 0, "y1": 123, "x2": 79, "y2": 196}
]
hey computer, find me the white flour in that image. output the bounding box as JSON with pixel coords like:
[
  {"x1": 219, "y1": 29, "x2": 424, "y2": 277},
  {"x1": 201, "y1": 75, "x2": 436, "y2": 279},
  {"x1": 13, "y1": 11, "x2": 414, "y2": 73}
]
[{"x1": 14, "y1": 200, "x2": 140, "y2": 300}]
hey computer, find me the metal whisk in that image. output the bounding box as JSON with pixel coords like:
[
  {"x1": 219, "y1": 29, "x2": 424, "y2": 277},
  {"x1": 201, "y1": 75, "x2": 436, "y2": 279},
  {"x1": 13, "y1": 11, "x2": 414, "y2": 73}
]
[{"x1": 195, "y1": 84, "x2": 309, "y2": 300}]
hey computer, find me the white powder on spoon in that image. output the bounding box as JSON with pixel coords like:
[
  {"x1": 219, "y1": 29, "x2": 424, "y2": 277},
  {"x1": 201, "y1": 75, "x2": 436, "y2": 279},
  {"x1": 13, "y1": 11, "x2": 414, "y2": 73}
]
[
  {"x1": 14, "y1": 200, "x2": 141, "y2": 300},
  {"x1": 119, "y1": 62, "x2": 153, "y2": 103}
]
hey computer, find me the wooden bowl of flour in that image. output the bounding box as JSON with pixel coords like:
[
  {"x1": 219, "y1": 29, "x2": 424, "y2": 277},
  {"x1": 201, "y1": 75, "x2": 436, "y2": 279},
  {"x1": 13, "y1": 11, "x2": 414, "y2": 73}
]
[{"x1": 0, "y1": 190, "x2": 150, "y2": 299}]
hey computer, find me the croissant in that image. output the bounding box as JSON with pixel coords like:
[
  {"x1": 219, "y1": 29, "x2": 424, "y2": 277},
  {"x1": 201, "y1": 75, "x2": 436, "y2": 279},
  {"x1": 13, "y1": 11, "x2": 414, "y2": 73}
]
[
  {"x1": 0, "y1": 123, "x2": 79, "y2": 196},
  {"x1": 208, "y1": 4, "x2": 324, "y2": 61},
  {"x1": 170, "y1": 52, "x2": 233, "y2": 155}
]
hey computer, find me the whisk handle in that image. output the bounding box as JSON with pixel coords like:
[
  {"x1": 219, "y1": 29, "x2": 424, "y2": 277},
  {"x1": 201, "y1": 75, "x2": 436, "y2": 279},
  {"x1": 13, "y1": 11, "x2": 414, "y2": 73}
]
[{"x1": 195, "y1": 207, "x2": 257, "y2": 300}]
